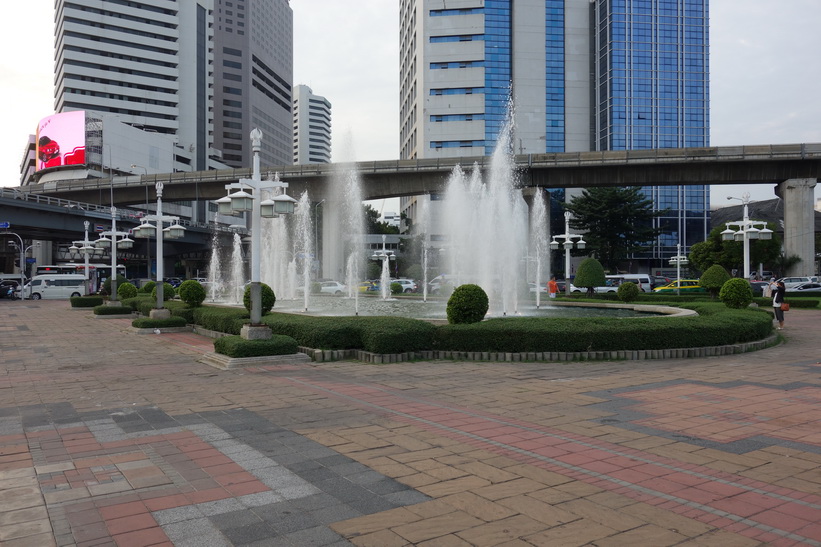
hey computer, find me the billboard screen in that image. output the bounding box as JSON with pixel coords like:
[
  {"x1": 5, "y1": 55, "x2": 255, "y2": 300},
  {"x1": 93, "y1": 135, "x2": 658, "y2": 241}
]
[{"x1": 35, "y1": 111, "x2": 86, "y2": 171}]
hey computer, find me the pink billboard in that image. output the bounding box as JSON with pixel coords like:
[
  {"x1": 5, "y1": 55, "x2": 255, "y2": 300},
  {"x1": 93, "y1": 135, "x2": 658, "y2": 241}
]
[{"x1": 36, "y1": 111, "x2": 86, "y2": 171}]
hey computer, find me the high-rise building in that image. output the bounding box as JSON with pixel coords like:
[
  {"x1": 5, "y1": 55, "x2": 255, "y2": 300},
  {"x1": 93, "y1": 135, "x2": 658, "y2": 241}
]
[
  {"x1": 54, "y1": 0, "x2": 215, "y2": 171},
  {"x1": 293, "y1": 85, "x2": 332, "y2": 164},
  {"x1": 399, "y1": 0, "x2": 709, "y2": 263},
  {"x1": 213, "y1": 0, "x2": 294, "y2": 168}
]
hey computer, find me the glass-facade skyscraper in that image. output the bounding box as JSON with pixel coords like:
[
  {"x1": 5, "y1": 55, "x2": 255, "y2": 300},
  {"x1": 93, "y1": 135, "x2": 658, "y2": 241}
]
[{"x1": 399, "y1": 0, "x2": 710, "y2": 266}]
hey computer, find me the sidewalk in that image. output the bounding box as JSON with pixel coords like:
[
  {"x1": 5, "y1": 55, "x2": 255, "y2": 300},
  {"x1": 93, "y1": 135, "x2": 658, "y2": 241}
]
[{"x1": 1, "y1": 300, "x2": 819, "y2": 546}]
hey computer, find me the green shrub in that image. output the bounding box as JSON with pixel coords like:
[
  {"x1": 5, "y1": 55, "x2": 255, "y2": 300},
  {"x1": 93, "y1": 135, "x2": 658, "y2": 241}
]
[
  {"x1": 101, "y1": 274, "x2": 128, "y2": 297},
  {"x1": 405, "y1": 264, "x2": 423, "y2": 281},
  {"x1": 700, "y1": 264, "x2": 731, "y2": 299},
  {"x1": 151, "y1": 282, "x2": 176, "y2": 301},
  {"x1": 720, "y1": 278, "x2": 754, "y2": 309},
  {"x1": 243, "y1": 283, "x2": 276, "y2": 314},
  {"x1": 120, "y1": 295, "x2": 152, "y2": 312},
  {"x1": 574, "y1": 258, "x2": 606, "y2": 296},
  {"x1": 117, "y1": 282, "x2": 138, "y2": 300},
  {"x1": 617, "y1": 282, "x2": 640, "y2": 303},
  {"x1": 141, "y1": 280, "x2": 156, "y2": 294},
  {"x1": 132, "y1": 316, "x2": 188, "y2": 329},
  {"x1": 192, "y1": 306, "x2": 249, "y2": 335},
  {"x1": 391, "y1": 282, "x2": 403, "y2": 295},
  {"x1": 214, "y1": 335, "x2": 299, "y2": 358},
  {"x1": 446, "y1": 284, "x2": 489, "y2": 324},
  {"x1": 178, "y1": 280, "x2": 206, "y2": 307},
  {"x1": 70, "y1": 295, "x2": 104, "y2": 308},
  {"x1": 93, "y1": 305, "x2": 133, "y2": 315}
]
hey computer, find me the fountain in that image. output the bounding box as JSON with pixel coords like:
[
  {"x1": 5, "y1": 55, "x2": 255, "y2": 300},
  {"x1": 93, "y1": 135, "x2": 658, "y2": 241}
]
[
  {"x1": 530, "y1": 189, "x2": 550, "y2": 308},
  {"x1": 229, "y1": 233, "x2": 245, "y2": 304},
  {"x1": 207, "y1": 217, "x2": 223, "y2": 302}
]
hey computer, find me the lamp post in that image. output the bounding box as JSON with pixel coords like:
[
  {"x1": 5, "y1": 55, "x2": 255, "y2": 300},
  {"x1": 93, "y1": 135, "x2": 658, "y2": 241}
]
[
  {"x1": 133, "y1": 181, "x2": 185, "y2": 316},
  {"x1": 549, "y1": 211, "x2": 586, "y2": 294},
  {"x1": 721, "y1": 193, "x2": 773, "y2": 279},
  {"x1": 3, "y1": 230, "x2": 27, "y2": 299},
  {"x1": 69, "y1": 220, "x2": 96, "y2": 294},
  {"x1": 95, "y1": 207, "x2": 133, "y2": 302},
  {"x1": 217, "y1": 129, "x2": 297, "y2": 337},
  {"x1": 669, "y1": 243, "x2": 689, "y2": 296}
]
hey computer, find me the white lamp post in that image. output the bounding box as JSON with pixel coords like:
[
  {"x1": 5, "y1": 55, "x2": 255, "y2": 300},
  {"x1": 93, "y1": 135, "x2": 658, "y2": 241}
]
[
  {"x1": 95, "y1": 207, "x2": 133, "y2": 302},
  {"x1": 669, "y1": 243, "x2": 689, "y2": 296},
  {"x1": 721, "y1": 193, "x2": 773, "y2": 279},
  {"x1": 218, "y1": 129, "x2": 297, "y2": 336},
  {"x1": 133, "y1": 181, "x2": 185, "y2": 316},
  {"x1": 69, "y1": 220, "x2": 96, "y2": 294},
  {"x1": 550, "y1": 211, "x2": 586, "y2": 294}
]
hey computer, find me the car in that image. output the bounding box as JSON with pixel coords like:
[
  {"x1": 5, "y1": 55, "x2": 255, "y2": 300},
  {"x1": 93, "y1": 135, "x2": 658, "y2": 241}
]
[
  {"x1": 788, "y1": 282, "x2": 821, "y2": 293},
  {"x1": 392, "y1": 278, "x2": 418, "y2": 293},
  {"x1": 428, "y1": 274, "x2": 457, "y2": 294},
  {"x1": 651, "y1": 276, "x2": 672, "y2": 289},
  {"x1": 529, "y1": 282, "x2": 548, "y2": 293},
  {"x1": 358, "y1": 280, "x2": 378, "y2": 292},
  {"x1": 749, "y1": 281, "x2": 770, "y2": 297},
  {"x1": 164, "y1": 277, "x2": 183, "y2": 288},
  {"x1": 777, "y1": 276, "x2": 818, "y2": 289},
  {"x1": 652, "y1": 279, "x2": 706, "y2": 294},
  {"x1": 319, "y1": 281, "x2": 346, "y2": 295},
  {"x1": 0, "y1": 279, "x2": 21, "y2": 299}
]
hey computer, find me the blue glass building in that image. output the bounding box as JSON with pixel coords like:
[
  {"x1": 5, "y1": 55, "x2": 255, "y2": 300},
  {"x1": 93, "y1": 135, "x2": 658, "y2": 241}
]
[{"x1": 399, "y1": 0, "x2": 710, "y2": 267}]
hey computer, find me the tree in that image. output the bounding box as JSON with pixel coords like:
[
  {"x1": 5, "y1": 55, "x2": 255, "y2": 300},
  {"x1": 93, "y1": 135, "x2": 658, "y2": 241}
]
[
  {"x1": 689, "y1": 223, "x2": 782, "y2": 276},
  {"x1": 699, "y1": 264, "x2": 731, "y2": 300},
  {"x1": 364, "y1": 204, "x2": 399, "y2": 234},
  {"x1": 564, "y1": 187, "x2": 666, "y2": 272},
  {"x1": 574, "y1": 258, "x2": 606, "y2": 297}
]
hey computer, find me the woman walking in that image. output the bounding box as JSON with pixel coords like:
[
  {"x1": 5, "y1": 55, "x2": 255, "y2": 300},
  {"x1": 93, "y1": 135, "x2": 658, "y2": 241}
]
[{"x1": 772, "y1": 280, "x2": 787, "y2": 330}]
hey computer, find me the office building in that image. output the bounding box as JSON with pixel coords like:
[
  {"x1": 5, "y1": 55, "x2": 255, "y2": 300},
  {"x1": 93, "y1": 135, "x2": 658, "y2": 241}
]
[
  {"x1": 293, "y1": 85, "x2": 332, "y2": 164},
  {"x1": 213, "y1": 0, "x2": 294, "y2": 167},
  {"x1": 399, "y1": 0, "x2": 710, "y2": 263}
]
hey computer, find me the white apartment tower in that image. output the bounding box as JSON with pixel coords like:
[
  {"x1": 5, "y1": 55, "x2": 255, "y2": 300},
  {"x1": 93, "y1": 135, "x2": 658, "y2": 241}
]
[
  {"x1": 55, "y1": 0, "x2": 215, "y2": 171},
  {"x1": 292, "y1": 85, "x2": 332, "y2": 164}
]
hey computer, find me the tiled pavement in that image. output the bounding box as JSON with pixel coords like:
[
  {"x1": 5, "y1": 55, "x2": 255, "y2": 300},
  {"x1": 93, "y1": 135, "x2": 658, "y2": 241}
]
[{"x1": 1, "y1": 301, "x2": 820, "y2": 546}]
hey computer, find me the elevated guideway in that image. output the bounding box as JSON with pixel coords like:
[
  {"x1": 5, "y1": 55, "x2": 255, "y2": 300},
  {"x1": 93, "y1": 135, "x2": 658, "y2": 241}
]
[{"x1": 22, "y1": 143, "x2": 821, "y2": 207}]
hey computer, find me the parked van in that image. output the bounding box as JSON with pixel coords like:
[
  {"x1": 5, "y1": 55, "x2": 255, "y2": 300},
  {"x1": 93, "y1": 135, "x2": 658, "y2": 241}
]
[{"x1": 18, "y1": 274, "x2": 87, "y2": 300}]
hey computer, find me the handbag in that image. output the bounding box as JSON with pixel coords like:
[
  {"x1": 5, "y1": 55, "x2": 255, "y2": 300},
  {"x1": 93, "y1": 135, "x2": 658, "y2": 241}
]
[{"x1": 781, "y1": 302, "x2": 790, "y2": 311}]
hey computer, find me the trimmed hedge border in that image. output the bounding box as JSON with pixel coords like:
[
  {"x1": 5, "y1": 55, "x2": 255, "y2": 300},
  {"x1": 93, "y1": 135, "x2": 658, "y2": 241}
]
[
  {"x1": 93, "y1": 305, "x2": 134, "y2": 316},
  {"x1": 71, "y1": 296, "x2": 105, "y2": 308}
]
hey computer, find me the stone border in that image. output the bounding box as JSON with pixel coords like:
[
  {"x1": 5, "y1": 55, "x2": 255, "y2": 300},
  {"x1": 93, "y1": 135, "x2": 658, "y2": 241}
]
[
  {"x1": 131, "y1": 326, "x2": 193, "y2": 335},
  {"x1": 92, "y1": 313, "x2": 136, "y2": 319},
  {"x1": 199, "y1": 351, "x2": 312, "y2": 370}
]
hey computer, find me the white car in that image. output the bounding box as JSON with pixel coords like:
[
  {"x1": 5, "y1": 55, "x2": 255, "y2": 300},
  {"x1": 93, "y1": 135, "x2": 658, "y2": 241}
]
[
  {"x1": 392, "y1": 279, "x2": 418, "y2": 293},
  {"x1": 319, "y1": 281, "x2": 346, "y2": 295},
  {"x1": 777, "y1": 276, "x2": 818, "y2": 289},
  {"x1": 528, "y1": 282, "x2": 548, "y2": 293},
  {"x1": 790, "y1": 282, "x2": 821, "y2": 293}
]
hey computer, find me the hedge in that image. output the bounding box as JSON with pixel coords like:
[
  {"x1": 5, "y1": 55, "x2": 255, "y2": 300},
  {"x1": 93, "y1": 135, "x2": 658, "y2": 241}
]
[
  {"x1": 93, "y1": 305, "x2": 133, "y2": 315},
  {"x1": 132, "y1": 316, "x2": 188, "y2": 329},
  {"x1": 192, "y1": 307, "x2": 249, "y2": 335},
  {"x1": 214, "y1": 335, "x2": 298, "y2": 358},
  {"x1": 71, "y1": 295, "x2": 104, "y2": 308}
]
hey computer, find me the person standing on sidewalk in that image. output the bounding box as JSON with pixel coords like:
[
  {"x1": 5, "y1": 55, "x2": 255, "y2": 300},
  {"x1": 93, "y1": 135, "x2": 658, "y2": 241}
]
[{"x1": 772, "y1": 280, "x2": 786, "y2": 329}]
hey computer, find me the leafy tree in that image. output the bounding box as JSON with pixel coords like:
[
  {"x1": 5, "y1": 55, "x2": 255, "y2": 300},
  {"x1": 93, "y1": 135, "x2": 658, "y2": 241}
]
[
  {"x1": 689, "y1": 223, "x2": 782, "y2": 275},
  {"x1": 699, "y1": 264, "x2": 731, "y2": 300},
  {"x1": 720, "y1": 278, "x2": 754, "y2": 309},
  {"x1": 574, "y1": 258, "x2": 606, "y2": 297},
  {"x1": 364, "y1": 204, "x2": 399, "y2": 234},
  {"x1": 564, "y1": 187, "x2": 666, "y2": 272}
]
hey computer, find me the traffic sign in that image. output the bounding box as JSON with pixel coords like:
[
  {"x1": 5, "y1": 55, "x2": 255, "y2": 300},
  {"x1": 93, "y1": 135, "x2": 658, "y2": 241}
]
[
  {"x1": 26, "y1": 258, "x2": 36, "y2": 264},
  {"x1": 0, "y1": 221, "x2": 10, "y2": 229}
]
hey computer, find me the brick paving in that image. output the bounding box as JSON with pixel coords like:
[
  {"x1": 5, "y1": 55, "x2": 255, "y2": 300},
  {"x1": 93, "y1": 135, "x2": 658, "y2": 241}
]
[{"x1": 0, "y1": 300, "x2": 819, "y2": 546}]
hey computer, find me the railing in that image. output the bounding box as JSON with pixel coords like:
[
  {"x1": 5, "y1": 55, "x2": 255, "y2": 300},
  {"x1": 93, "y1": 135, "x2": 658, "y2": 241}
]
[{"x1": 0, "y1": 187, "x2": 241, "y2": 233}]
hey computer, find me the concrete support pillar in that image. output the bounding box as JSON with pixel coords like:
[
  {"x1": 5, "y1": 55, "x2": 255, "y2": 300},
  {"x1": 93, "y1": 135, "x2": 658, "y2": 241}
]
[{"x1": 775, "y1": 178, "x2": 817, "y2": 276}]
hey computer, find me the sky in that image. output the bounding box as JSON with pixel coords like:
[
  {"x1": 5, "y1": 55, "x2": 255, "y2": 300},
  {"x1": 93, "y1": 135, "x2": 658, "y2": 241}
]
[{"x1": 1, "y1": 0, "x2": 820, "y2": 211}]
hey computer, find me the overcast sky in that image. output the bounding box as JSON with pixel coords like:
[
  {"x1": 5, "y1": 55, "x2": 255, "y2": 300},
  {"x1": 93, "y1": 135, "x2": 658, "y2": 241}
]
[{"x1": 2, "y1": 0, "x2": 819, "y2": 210}]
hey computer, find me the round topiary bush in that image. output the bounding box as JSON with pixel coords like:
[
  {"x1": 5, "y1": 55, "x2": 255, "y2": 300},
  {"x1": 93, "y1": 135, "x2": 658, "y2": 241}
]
[
  {"x1": 243, "y1": 283, "x2": 276, "y2": 314},
  {"x1": 178, "y1": 280, "x2": 206, "y2": 307},
  {"x1": 700, "y1": 264, "x2": 731, "y2": 299},
  {"x1": 151, "y1": 282, "x2": 176, "y2": 301},
  {"x1": 117, "y1": 282, "x2": 138, "y2": 300},
  {"x1": 101, "y1": 274, "x2": 128, "y2": 296},
  {"x1": 720, "y1": 278, "x2": 754, "y2": 309},
  {"x1": 617, "y1": 281, "x2": 640, "y2": 303},
  {"x1": 141, "y1": 280, "x2": 156, "y2": 294},
  {"x1": 574, "y1": 258, "x2": 606, "y2": 297},
  {"x1": 446, "y1": 284, "x2": 489, "y2": 324},
  {"x1": 391, "y1": 282, "x2": 403, "y2": 295}
]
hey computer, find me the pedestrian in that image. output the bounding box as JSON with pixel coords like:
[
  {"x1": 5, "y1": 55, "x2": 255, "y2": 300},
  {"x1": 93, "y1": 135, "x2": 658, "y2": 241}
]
[
  {"x1": 772, "y1": 280, "x2": 786, "y2": 330},
  {"x1": 547, "y1": 276, "x2": 558, "y2": 299}
]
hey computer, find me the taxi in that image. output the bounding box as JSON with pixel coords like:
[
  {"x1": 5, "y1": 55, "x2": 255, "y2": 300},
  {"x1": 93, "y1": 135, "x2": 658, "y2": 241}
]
[{"x1": 652, "y1": 279, "x2": 706, "y2": 294}]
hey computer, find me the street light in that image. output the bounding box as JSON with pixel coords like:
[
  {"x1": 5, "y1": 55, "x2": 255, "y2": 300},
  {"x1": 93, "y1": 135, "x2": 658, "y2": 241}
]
[
  {"x1": 669, "y1": 243, "x2": 689, "y2": 296},
  {"x1": 721, "y1": 193, "x2": 773, "y2": 279},
  {"x1": 69, "y1": 220, "x2": 96, "y2": 294},
  {"x1": 217, "y1": 128, "x2": 297, "y2": 338},
  {"x1": 550, "y1": 211, "x2": 586, "y2": 294},
  {"x1": 5, "y1": 233, "x2": 38, "y2": 299},
  {"x1": 95, "y1": 206, "x2": 133, "y2": 302},
  {"x1": 133, "y1": 181, "x2": 185, "y2": 316}
]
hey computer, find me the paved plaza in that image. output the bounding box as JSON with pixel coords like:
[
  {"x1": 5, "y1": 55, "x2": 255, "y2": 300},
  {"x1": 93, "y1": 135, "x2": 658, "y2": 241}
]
[{"x1": 1, "y1": 300, "x2": 820, "y2": 546}]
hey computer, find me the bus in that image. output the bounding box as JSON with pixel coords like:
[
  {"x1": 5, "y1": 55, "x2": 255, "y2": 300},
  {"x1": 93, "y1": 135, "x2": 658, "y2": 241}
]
[{"x1": 36, "y1": 263, "x2": 126, "y2": 293}]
